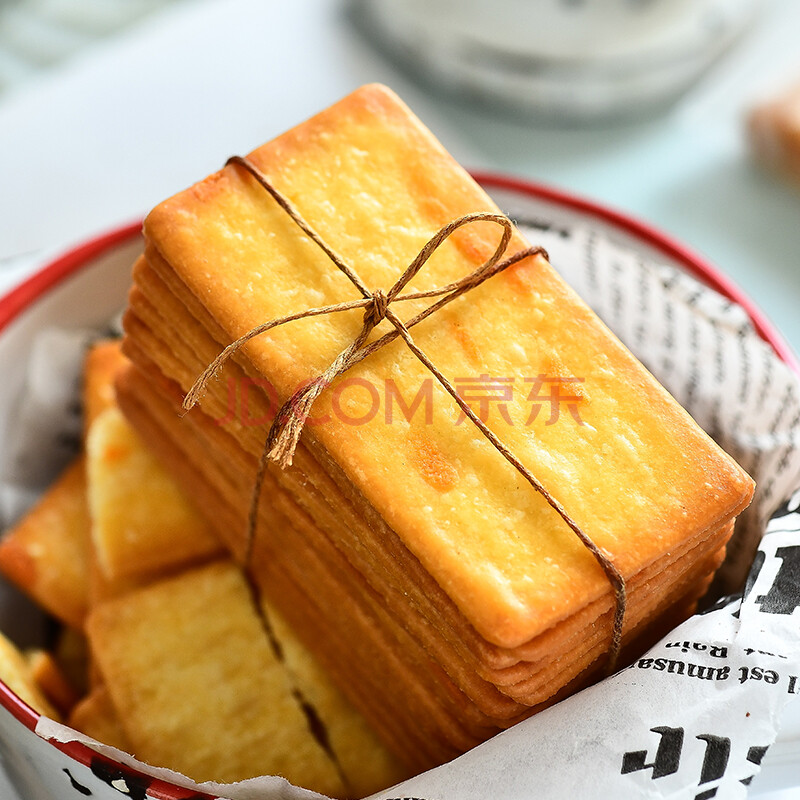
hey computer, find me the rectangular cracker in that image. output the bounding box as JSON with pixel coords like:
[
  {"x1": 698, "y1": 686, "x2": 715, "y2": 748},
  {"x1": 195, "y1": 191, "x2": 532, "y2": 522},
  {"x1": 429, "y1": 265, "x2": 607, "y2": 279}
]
[
  {"x1": 0, "y1": 457, "x2": 90, "y2": 629},
  {"x1": 86, "y1": 559, "x2": 404, "y2": 796},
  {"x1": 86, "y1": 559, "x2": 346, "y2": 791},
  {"x1": 86, "y1": 404, "x2": 223, "y2": 581}
]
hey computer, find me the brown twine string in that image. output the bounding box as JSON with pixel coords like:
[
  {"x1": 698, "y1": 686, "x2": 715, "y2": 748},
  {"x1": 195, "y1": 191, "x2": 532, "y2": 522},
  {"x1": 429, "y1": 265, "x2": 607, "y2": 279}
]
[{"x1": 184, "y1": 154, "x2": 626, "y2": 671}]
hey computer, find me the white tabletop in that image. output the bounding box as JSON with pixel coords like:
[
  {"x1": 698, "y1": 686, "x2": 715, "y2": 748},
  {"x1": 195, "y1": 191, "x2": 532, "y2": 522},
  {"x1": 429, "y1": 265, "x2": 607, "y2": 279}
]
[{"x1": 0, "y1": 1, "x2": 799, "y2": 797}]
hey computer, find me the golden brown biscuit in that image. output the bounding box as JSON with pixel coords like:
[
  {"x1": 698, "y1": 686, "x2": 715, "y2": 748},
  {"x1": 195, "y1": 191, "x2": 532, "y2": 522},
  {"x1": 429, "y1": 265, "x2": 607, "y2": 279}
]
[
  {"x1": 86, "y1": 405, "x2": 222, "y2": 581},
  {"x1": 68, "y1": 686, "x2": 131, "y2": 752},
  {"x1": 86, "y1": 560, "x2": 346, "y2": 790},
  {"x1": 26, "y1": 649, "x2": 80, "y2": 717},
  {"x1": 0, "y1": 457, "x2": 90, "y2": 629},
  {"x1": 86, "y1": 559, "x2": 404, "y2": 795},
  {"x1": 0, "y1": 631, "x2": 59, "y2": 719},
  {"x1": 83, "y1": 340, "x2": 129, "y2": 433},
  {"x1": 83, "y1": 337, "x2": 225, "y2": 604}
]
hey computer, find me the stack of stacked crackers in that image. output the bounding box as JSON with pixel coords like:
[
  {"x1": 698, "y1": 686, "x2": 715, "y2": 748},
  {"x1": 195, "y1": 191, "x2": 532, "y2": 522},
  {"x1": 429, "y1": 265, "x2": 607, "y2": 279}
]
[{"x1": 114, "y1": 84, "x2": 755, "y2": 774}]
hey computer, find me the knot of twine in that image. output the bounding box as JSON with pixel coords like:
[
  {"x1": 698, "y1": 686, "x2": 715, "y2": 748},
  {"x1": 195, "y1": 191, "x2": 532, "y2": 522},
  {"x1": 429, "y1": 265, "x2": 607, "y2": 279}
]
[
  {"x1": 184, "y1": 154, "x2": 626, "y2": 671},
  {"x1": 364, "y1": 289, "x2": 389, "y2": 328}
]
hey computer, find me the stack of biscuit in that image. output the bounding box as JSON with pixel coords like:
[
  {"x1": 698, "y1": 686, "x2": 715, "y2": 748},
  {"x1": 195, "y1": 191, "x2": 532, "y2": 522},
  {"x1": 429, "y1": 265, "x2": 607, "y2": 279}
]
[{"x1": 116, "y1": 84, "x2": 755, "y2": 773}]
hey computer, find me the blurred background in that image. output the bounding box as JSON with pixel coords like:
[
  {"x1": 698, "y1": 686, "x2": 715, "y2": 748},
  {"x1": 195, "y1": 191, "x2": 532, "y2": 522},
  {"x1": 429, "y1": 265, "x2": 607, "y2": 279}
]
[
  {"x1": 0, "y1": 0, "x2": 182, "y2": 93},
  {"x1": 0, "y1": 0, "x2": 799, "y2": 341},
  {"x1": 0, "y1": 0, "x2": 769, "y2": 114}
]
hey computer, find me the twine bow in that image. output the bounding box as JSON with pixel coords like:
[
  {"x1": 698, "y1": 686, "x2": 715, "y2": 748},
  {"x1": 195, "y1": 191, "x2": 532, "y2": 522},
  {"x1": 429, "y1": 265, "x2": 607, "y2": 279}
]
[{"x1": 184, "y1": 155, "x2": 626, "y2": 670}]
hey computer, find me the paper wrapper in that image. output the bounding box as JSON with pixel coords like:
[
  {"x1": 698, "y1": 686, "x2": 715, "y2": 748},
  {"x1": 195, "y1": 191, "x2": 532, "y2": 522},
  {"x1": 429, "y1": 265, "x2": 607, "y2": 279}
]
[{"x1": 8, "y1": 204, "x2": 800, "y2": 799}]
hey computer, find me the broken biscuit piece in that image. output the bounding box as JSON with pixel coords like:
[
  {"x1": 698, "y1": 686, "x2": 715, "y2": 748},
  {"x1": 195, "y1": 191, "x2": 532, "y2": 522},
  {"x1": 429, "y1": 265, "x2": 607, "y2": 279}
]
[
  {"x1": 68, "y1": 686, "x2": 131, "y2": 752},
  {"x1": 0, "y1": 457, "x2": 90, "y2": 630},
  {"x1": 0, "y1": 631, "x2": 59, "y2": 720}
]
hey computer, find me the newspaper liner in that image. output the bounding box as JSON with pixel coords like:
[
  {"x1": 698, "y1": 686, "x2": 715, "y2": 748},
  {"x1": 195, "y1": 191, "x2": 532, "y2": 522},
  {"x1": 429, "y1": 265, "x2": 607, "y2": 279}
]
[{"x1": 16, "y1": 204, "x2": 800, "y2": 799}]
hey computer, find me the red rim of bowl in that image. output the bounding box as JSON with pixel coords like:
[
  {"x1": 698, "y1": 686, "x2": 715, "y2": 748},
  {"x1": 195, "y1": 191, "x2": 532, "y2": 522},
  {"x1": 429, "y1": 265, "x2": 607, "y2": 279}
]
[{"x1": 0, "y1": 172, "x2": 797, "y2": 798}]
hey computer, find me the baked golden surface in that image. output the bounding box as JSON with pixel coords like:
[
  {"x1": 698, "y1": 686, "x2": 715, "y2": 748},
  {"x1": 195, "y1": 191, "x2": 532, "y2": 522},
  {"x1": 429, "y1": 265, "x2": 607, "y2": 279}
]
[{"x1": 144, "y1": 83, "x2": 753, "y2": 649}]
